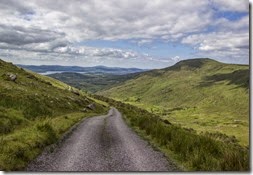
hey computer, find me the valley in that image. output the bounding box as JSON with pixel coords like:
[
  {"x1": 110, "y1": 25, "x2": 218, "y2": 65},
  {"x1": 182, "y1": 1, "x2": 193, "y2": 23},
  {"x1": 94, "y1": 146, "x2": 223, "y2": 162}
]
[
  {"x1": 0, "y1": 0, "x2": 249, "y2": 172},
  {"x1": 0, "y1": 58, "x2": 249, "y2": 171},
  {"x1": 48, "y1": 72, "x2": 139, "y2": 93}
]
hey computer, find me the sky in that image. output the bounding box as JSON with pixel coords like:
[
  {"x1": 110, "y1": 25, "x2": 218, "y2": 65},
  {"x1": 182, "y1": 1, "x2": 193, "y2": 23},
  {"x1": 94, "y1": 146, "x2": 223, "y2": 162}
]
[{"x1": 0, "y1": 0, "x2": 249, "y2": 69}]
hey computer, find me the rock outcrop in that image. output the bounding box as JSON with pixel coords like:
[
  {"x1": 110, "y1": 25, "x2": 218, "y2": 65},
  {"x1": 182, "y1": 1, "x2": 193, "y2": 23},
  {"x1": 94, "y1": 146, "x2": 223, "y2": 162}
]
[{"x1": 3, "y1": 73, "x2": 17, "y2": 82}]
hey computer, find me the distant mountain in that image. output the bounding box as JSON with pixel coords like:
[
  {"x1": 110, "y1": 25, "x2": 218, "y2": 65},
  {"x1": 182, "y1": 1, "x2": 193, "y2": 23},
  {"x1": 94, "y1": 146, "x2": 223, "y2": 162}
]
[
  {"x1": 99, "y1": 58, "x2": 249, "y2": 146},
  {"x1": 17, "y1": 64, "x2": 147, "y2": 75},
  {"x1": 48, "y1": 72, "x2": 139, "y2": 93}
]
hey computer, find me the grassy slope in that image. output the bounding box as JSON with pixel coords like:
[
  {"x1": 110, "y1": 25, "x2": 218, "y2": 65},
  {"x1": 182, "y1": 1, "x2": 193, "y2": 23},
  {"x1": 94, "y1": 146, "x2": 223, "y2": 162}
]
[
  {"x1": 0, "y1": 59, "x2": 108, "y2": 170},
  {"x1": 99, "y1": 58, "x2": 249, "y2": 146},
  {"x1": 94, "y1": 95, "x2": 249, "y2": 171},
  {"x1": 48, "y1": 72, "x2": 139, "y2": 93}
]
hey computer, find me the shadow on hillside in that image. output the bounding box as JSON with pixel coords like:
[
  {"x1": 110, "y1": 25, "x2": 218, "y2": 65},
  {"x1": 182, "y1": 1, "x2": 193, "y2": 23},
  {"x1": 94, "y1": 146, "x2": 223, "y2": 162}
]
[{"x1": 198, "y1": 69, "x2": 249, "y2": 89}]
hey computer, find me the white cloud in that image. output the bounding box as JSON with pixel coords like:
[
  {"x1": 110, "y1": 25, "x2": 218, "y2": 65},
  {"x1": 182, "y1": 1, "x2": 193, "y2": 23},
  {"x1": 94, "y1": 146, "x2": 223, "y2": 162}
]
[
  {"x1": 181, "y1": 10, "x2": 249, "y2": 64},
  {"x1": 53, "y1": 46, "x2": 138, "y2": 59},
  {"x1": 0, "y1": 44, "x2": 184, "y2": 69},
  {"x1": 136, "y1": 39, "x2": 153, "y2": 46},
  {"x1": 171, "y1": 56, "x2": 181, "y2": 62},
  {"x1": 182, "y1": 32, "x2": 248, "y2": 51},
  {"x1": 212, "y1": 16, "x2": 249, "y2": 32},
  {"x1": 210, "y1": 0, "x2": 249, "y2": 12},
  {"x1": 0, "y1": 0, "x2": 212, "y2": 43},
  {"x1": 0, "y1": 0, "x2": 249, "y2": 68},
  {"x1": 182, "y1": 31, "x2": 249, "y2": 64}
]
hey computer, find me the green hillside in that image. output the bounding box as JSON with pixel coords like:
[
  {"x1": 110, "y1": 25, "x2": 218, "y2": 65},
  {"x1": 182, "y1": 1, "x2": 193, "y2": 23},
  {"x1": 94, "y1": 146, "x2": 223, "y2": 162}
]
[
  {"x1": 93, "y1": 95, "x2": 249, "y2": 171},
  {"x1": 99, "y1": 58, "x2": 249, "y2": 146},
  {"x1": 0, "y1": 59, "x2": 107, "y2": 170}
]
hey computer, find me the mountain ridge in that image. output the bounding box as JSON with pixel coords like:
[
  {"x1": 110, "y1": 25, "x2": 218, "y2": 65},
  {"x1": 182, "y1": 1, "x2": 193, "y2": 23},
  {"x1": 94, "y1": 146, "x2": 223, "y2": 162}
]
[{"x1": 17, "y1": 64, "x2": 148, "y2": 75}]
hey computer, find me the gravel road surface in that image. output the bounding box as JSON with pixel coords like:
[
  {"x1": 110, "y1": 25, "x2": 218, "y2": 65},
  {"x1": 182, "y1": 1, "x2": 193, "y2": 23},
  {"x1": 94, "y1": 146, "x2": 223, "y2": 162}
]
[{"x1": 26, "y1": 108, "x2": 177, "y2": 171}]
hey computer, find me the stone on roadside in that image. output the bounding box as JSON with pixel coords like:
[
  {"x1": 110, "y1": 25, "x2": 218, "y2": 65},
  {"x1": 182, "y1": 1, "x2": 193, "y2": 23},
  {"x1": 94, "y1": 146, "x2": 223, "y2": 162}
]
[{"x1": 87, "y1": 103, "x2": 96, "y2": 110}]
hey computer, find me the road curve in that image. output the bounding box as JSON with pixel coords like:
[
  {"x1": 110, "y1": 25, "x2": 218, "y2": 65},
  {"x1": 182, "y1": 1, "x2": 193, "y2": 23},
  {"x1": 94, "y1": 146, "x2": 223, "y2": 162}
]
[{"x1": 27, "y1": 108, "x2": 177, "y2": 171}]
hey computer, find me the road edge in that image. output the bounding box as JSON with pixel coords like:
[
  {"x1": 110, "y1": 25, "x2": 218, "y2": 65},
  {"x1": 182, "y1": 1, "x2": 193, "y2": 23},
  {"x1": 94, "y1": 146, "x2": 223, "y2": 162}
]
[{"x1": 117, "y1": 110, "x2": 184, "y2": 171}]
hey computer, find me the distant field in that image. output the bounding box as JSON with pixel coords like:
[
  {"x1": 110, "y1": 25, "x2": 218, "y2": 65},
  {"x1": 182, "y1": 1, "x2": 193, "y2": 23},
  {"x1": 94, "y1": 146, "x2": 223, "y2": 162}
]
[
  {"x1": 48, "y1": 72, "x2": 139, "y2": 93},
  {"x1": 18, "y1": 64, "x2": 146, "y2": 75},
  {"x1": 99, "y1": 58, "x2": 249, "y2": 146}
]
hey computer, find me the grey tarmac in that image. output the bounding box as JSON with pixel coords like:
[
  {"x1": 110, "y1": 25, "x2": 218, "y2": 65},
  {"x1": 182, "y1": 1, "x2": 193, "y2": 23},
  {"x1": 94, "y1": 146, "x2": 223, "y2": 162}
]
[{"x1": 26, "y1": 108, "x2": 177, "y2": 171}]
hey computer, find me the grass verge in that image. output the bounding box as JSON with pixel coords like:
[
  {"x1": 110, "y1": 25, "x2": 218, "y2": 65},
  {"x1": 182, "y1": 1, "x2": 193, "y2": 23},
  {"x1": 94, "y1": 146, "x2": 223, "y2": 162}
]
[
  {"x1": 0, "y1": 111, "x2": 107, "y2": 171},
  {"x1": 94, "y1": 95, "x2": 249, "y2": 171}
]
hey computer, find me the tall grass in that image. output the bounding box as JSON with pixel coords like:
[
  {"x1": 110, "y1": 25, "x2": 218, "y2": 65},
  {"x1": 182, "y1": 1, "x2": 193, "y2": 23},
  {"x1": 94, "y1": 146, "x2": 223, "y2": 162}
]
[
  {"x1": 0, "y1": 111, "x2": 107, "y2": 171},
  {"x1": 93, "y1": 95, "x2": 249, "y2": 171}
]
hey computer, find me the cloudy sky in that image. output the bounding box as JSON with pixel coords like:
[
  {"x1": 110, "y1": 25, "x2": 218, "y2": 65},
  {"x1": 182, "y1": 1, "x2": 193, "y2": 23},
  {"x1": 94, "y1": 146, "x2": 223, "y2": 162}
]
[{"x1": 0, "y1": 0, "x2": 249, "y2": 69}]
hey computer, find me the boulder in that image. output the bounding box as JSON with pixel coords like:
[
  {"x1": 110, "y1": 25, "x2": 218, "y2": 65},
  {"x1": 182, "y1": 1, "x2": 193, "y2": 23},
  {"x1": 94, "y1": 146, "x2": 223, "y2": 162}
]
[
  {"x1": 3, "y1": 73, "x2": 17, "y2": 82},
  {"x1": 87, "y1": 103, "x2": 96, "y2": 110},
  {"x1": 72, "y1": 90, "x2": 80, "y2": 96},
  {"x1": 84, "y1": 98, "x2": 90, "y2": 103},
  {"x1": 163, "y1": 119, "x2": 172, "y2": 125},
  {"x1": 81, "y1": 108, "x2": 87, "y2": 112}
]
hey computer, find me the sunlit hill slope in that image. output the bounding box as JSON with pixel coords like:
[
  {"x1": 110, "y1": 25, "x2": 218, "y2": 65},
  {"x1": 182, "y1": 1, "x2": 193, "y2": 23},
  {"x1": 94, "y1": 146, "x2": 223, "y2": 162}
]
[{"x1": 99, "y1": 58, "x2": 249, "y2": 145}]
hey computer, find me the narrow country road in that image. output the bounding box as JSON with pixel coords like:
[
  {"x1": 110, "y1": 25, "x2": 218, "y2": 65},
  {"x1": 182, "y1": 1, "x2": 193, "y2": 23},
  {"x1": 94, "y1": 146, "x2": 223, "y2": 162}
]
[{"x1": 26, "y1": 108, "x2": 177, "y2": 171}]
